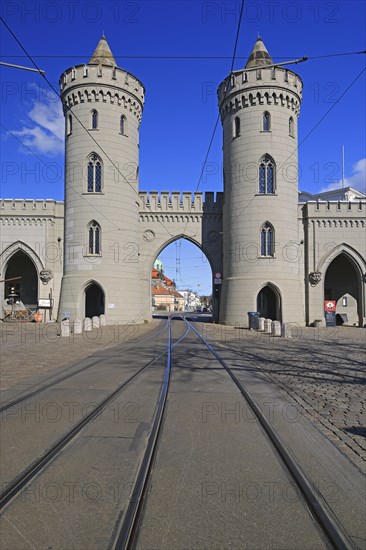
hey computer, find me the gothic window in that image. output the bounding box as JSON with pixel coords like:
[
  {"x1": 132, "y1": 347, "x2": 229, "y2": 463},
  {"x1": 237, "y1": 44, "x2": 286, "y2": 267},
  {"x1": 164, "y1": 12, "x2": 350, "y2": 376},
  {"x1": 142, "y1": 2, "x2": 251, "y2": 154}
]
[
  {"x1": 120, "y1": 115, "x2": 127, "y2": 135},
  {"x1": 83, "y1": 65, "x2": 88, "y2": 77},
  {"x1": 289, "y1": 116, "x2": 294, "y2": 137},
  {"x1": 71, "y1": 67, "x2": 76, "y2": 80},
  {"x1": 256, "y1": 69, "x2": 262, "y2": 80},
  {"x1": 233, "y1": 116, "x2": 240, "y2": 138},
  {"x1": 87, "y1": 153, "x2": 102, "y2": 192},
  {"x1": 88, "y1": 221, "x2": 101, "y2": 255},
  {"x1": 91, "y1": 109, "x2": 98, "y2": 129},
  {"x1": 67, "y1": 115, "x2": 72, "y2": 136},
  {"x1": 258, "y1": 155, "x2": 275, "y2": 194},
  {"x1": 271, "y1": 68, "x2": 276, "y2": 79},
  {"x1": 260, "y1": 223, "x2": 274, "y2": 256},
  {"x1": 263, "y1": 111, "x2": 271, "y2": 131}
]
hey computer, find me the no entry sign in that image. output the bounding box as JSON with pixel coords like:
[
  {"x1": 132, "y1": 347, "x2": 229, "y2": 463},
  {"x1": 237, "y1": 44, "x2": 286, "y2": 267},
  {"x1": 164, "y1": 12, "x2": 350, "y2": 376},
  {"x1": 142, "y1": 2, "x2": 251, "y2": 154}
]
[{"x1": 324, "y1": 301, "x2": 336, "y2": 312}]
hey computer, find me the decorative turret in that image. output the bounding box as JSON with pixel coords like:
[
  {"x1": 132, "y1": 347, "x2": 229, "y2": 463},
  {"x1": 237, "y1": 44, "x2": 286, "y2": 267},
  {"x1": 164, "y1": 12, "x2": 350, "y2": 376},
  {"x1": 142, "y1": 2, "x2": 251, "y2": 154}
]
[
  {"x1": 218, "y1": 37, "x2": 305, "y2": 325},
  {"x1": 89, "y1": 35, "x2": 117, "y2": 67},
  {"x1": 245, "y1": 36, "x2": 273, "y2": 68},
  {"x1": 57, "y1": 36, "x2": 145, "y2": 324}
]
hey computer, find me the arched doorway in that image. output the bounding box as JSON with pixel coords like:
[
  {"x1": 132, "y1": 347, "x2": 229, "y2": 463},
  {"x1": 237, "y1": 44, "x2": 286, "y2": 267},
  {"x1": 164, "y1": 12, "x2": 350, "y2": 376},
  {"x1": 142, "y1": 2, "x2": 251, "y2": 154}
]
[
  {"x1": 257, "y1": 284, "x2": 281, "y2": 321},
  {"x1": 324, "y1": 254, "x2": 362, "y2": 326},
  {"x1": 4, "y1": 251, "x2": 38, "y2": 308},
  {"x1": 85, "y1": 283, "x2": 105, "y2": 318}
]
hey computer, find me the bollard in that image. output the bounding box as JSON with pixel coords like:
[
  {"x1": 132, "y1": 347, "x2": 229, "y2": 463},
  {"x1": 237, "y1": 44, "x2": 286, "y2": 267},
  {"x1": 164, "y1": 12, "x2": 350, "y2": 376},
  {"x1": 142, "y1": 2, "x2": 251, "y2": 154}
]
[
  {"x1": 61, "y1": 320, "x2": 70, "y2": 337},
  {"x1": 264, "y1": 319, "x2": 272, "y2": 333},
  {"x1": 281, "y1": 323, "x2": 291, "y2": 338},
  {"x1": 92, "y1": 316, "x2": 100, "y2": 329},
  {"x1": 84, "y1": 317, "x2": 92, "y2": 331},
  {"x1": 271, "y1": 320, "x2": 281, "y2": 336},
  {"x1": 73, "y1": 318, "x2": 82, "y2": 334},
  {"x1": 99, "y1": 314, "x2": 107, "y2": 327},
  {"x1": 258, "y1": 317, "x2": 265, "y2": 331}
]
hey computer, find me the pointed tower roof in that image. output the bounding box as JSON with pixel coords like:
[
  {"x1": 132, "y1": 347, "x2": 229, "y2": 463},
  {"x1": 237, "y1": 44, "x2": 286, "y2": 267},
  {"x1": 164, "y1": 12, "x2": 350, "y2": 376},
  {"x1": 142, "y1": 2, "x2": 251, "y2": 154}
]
[
  {"x1": 245, "y1": 36, "x2": 273, "y2": 69},
  {"x1": 89, "y1": 35, "x2": 117, "y2": 67}
]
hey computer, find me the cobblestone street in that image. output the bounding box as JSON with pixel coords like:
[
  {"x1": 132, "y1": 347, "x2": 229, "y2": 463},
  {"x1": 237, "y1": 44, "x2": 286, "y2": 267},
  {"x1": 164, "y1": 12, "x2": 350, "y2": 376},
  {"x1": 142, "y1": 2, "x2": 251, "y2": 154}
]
[{"x1": 204, "y1": 324, "x2": 366, "y2": 472}]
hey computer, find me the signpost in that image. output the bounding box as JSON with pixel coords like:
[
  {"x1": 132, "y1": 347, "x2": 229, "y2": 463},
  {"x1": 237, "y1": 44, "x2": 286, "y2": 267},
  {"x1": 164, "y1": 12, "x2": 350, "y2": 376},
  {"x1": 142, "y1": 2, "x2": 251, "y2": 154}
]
[
  {"x1": 324, "y1": 300, "x2": 336, "y2": 327},
  {"x1": 214, "y1": 272, "x2": 222, "y2": 285}
]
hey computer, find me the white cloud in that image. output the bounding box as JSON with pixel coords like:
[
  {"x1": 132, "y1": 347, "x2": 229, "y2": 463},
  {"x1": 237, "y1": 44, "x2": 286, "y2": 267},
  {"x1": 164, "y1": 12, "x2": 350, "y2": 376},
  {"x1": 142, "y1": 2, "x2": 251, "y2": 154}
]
[
  {"x1": 12, "y1": 98, "x2": 64, "y2": 156},
  {"x1": 320, "y1": 158, "x2": 366, "y2": 193}
]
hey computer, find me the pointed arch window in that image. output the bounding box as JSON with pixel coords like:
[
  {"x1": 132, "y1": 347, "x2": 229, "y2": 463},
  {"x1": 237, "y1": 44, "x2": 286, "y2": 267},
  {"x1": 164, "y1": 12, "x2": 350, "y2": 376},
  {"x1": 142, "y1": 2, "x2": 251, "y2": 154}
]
[
  {"x1": 88, "y1": 221, "x2": 101, "y2": 255},
  {"x1": 289, "y1": 116, "x2": 294, "y2": 137},
  {"x1": 259, "y1": 155, "x2": 275, "y2": 194},
  {"x1": 260, "y1": 223, "x2": 274, "y2": 257},
  {"x1": 87, "y1": 153, "x2": 102, "y2": 192},
  {"x1": 233, "y1": 116, "x2": 240, "y2": 138},
  {"x1": 91, "y1": 109, "x2": 98, "y2": 129},
  {"x1": 120, "y1": 115, "x2": 127, "y2": 136},
  {"x1": 263, "y1": 111, "x2": 271, "y2": 132}
]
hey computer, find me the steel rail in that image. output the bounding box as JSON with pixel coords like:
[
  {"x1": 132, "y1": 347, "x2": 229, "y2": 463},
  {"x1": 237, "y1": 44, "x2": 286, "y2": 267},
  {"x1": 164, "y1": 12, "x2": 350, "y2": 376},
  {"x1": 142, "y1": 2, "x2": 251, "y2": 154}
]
[
  {"x1": 186, "y1": 318, "x2": 356, "y2": 550},
  {"x1": 111, "y1": 318, "x2": 191, "y2": 550},
  {"x1": 0, "y1": 322, "x2": 174, "y2": 512},
  {"x1": 0, "y1": 320, "x2": 169, "y2": 413}
]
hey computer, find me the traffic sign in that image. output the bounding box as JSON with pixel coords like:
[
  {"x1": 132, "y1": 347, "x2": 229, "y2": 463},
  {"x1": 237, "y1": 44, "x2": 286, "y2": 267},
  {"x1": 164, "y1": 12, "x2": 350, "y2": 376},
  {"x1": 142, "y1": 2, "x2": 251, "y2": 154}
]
[
  {"x1": 214, "y1": 272, "x2": 222, "y2": 279},
  {"x1": 324, "y1": 301, "x2": 336, "y2": 312}
]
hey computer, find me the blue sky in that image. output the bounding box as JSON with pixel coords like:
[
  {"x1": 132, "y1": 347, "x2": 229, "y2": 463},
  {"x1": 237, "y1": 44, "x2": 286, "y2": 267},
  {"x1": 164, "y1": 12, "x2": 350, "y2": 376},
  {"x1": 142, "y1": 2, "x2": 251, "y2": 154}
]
[{"x1": 1, "y1": 0, "x2": 365, "y2": 294}]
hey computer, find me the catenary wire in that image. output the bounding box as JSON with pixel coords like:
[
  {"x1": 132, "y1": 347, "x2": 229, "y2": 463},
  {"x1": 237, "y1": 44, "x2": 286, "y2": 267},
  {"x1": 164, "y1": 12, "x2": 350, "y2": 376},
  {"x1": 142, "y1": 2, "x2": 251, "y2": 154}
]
[{"x1": 0, "y1": 16, "x2": 174, "y2": 240}]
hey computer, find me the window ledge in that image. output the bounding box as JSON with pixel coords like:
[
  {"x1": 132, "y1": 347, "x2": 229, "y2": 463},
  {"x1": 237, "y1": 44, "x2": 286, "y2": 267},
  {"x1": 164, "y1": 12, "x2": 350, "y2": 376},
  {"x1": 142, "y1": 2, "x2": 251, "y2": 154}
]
[
  {"x1": 258, "y1": 255, "x2": 276, "y2": 259},
  {"x1": 83, "y1": 254, "x2": 102, "y2": 258},
  {"x1": 89, "y1": 128, "x2": 99, "y2": 131},
  {"x1": 82, "y1": 192, "x2": 104, "y2": 195},
  {"x1": 119, "y1": 133, "x2": 128, "y2": 137},
  {"x1": 255, "y1": 193, "x2": 277, "y2": 197},
  {"x1": 260, "y1": 130, "x2": 271, "y2": 134}
]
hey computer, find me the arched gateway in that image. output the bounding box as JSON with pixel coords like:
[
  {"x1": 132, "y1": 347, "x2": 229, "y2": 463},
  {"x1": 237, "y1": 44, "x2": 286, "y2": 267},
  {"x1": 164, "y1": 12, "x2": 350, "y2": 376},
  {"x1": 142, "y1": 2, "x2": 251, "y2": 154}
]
[{"x1": 41, "y1": 34, "x2": 364, "y2": 327}]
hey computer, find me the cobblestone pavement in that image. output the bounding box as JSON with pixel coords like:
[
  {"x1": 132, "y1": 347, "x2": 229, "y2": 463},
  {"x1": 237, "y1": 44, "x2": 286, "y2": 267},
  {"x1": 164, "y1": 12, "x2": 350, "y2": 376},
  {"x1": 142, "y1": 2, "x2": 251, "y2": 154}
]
[
  {"x1": 0, "y1": 320, "x2": 158, "y2": 390},
  {"x1": 1, "y1": 320, "x2": 365, "y2": 472},
  {"x1": 203, "y1": 324, "x2": 366, "y2": 472}
]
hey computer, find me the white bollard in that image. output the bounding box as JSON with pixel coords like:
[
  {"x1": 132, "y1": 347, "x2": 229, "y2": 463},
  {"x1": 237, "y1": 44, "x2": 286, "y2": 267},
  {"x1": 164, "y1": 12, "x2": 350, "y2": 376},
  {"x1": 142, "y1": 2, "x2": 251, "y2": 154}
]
[
  {"x1": 84, "y1": 317, "x2": 92, "y2": 332},
  {"x1": 61, "y1": 320, "x2": 70, "y2": 337},
  {"x1": 264, "y1": 319, "x2": 272, "y2": 333},
  {"x1": 99, "y1": 314, "x2": 107, "y2": 326},
  {"x1": 271, "y1": 320, "x2": 281, "y2": 336},
  {"x1": 92, "y1": 316, "x2": 100, "y2": 329},
  {"x1": 258, "y1": 317, "x2": 265, "y2": 331},
  {"x1": 281, "y1": 323, "x2": 291, "y2": 338},
  {"x1": 73, "y1": 318, "x2": 82, "y2": 334}
]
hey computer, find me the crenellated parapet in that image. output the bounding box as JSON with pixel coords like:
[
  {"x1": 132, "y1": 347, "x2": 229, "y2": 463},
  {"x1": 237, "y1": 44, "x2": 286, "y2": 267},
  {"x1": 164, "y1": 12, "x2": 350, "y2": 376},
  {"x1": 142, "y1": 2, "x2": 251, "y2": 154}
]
[
  {"x1": 301, "y1": 200, "x2": 366, "y2": 229},
  {"x1": 303, "y1": 200, "x2": 366, "y2": 215},
  {"x1": 139, "y1": 192, "x2": 223, "y2": 225},
  {"x1": 0, "y1": 200, "x2": 64, "y2": 227},
  {"x1": 60, "y1": 64, "x2": 144, "y2": 121},
  {"x1": 1, "y1": 199, "x2": 64, "y2": 214},
  {"x1": 218, "y1": 66, "x2": 302, "y2": 121},
  {"x1": 139, "y1": 191, "x2": 223, "y2": 212}
]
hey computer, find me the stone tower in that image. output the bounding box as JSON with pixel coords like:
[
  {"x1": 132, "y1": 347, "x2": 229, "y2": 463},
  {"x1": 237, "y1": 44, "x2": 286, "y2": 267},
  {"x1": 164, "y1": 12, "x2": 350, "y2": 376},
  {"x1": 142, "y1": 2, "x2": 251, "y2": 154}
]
[
  {"x1": 218, "y1": 37, "x2": 305, "y2": 325},
  {"x1": 57, "y1": 36, "x2": 145, "y2": 323}
]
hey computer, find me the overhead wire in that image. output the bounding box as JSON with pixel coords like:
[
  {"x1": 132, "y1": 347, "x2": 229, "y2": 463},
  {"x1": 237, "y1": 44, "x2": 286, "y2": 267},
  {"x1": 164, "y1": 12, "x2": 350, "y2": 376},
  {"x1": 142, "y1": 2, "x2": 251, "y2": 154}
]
[{"x1": 0, "y1": 16, "x2": 174, "y2": 239}]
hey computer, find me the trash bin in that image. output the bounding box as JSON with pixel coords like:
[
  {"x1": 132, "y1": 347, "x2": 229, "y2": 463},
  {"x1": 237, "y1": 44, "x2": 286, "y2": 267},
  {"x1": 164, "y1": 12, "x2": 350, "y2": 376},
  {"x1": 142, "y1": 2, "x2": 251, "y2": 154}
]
[{"x1": 247, "y1": 312, "x2": 260, "y2": 330}]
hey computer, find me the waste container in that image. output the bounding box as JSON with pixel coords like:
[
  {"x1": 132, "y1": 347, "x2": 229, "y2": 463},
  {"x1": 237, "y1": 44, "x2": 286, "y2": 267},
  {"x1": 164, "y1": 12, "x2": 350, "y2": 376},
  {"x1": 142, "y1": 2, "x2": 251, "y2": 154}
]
[{"x1": 247, "y1": 312, "x2": 260, "y2": 330}]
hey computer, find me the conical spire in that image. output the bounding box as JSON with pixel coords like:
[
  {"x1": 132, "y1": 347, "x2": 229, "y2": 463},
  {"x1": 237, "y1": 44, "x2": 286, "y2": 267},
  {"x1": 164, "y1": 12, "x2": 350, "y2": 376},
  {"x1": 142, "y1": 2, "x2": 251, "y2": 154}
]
[
  {"x1": 245, "y1": 36, "x2": 272, "y2": 69},
  {"x1": 89, "y1": 35, "x2": 117, "y2": 67}
]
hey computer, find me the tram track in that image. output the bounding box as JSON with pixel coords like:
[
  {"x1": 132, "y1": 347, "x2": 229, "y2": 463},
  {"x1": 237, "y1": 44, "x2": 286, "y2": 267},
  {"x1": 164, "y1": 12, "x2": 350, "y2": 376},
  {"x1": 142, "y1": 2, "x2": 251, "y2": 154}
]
[
  {"x1": 0, "y1": 319, "x2": 169, "y2": 413},
  {"x1": 181, "y1": 317, "x2": 356, "y2": 550},
  {"x1": 0, "y1": 316, "x2": 359, "y2": 549},
  {"x1": 0, "y1": 318, "x2": 190, "y2": 513}
]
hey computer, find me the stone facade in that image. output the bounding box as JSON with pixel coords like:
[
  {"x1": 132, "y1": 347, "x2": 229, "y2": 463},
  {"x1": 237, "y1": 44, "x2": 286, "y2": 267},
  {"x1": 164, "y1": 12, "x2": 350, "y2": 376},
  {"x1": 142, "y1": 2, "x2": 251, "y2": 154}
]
[{"x1": 0, "y1": 36, "x2": 365, "y2": 327}]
